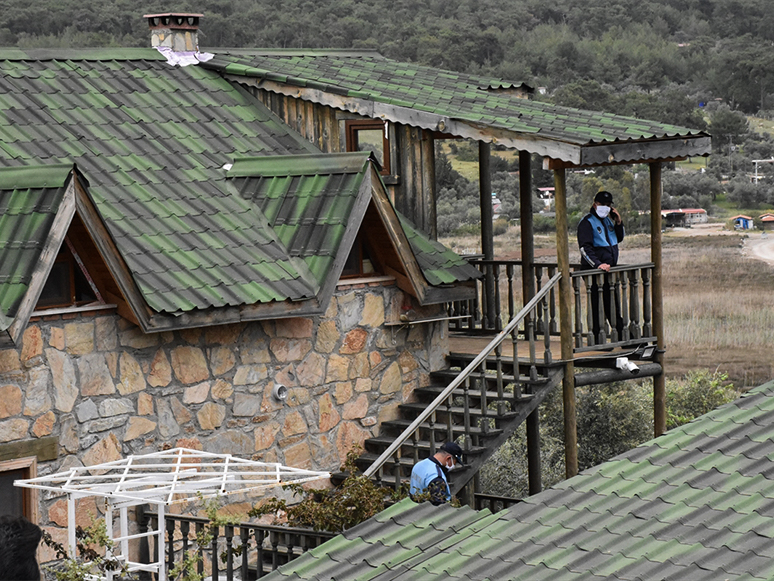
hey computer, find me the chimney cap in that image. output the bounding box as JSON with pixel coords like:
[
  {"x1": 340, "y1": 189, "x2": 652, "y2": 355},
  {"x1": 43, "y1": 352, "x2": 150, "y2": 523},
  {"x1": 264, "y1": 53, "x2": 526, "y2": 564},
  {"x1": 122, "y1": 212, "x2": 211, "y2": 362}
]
[{"x1": 144, "y1": 13, "x2": 203, "y2": 30}]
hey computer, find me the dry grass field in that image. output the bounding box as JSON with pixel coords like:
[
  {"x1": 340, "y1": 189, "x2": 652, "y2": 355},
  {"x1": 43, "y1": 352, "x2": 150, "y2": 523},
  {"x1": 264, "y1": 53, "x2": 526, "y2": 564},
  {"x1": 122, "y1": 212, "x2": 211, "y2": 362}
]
[{"x1": 441, "y1": 227, "x2": 774, "y2": 389}]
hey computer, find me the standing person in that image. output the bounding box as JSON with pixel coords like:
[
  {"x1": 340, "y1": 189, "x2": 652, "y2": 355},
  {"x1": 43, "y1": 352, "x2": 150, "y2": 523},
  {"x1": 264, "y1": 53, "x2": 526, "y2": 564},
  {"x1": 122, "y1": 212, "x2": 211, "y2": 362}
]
[
  {"x1": 409, "y1": 442, "x2": 464, "y2": 505},
  {"x1": 577, "y1": 190, "x2": 625, "y2": 343},
  {"x1": 0, "y1": 515, "x2": 42, "y2": 581}
]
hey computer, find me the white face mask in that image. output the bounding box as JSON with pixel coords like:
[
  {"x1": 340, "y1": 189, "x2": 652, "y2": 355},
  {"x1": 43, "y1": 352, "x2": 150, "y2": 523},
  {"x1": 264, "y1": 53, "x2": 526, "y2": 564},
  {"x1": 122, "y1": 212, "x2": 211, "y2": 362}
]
[{"x1": 596, "y1": 205, "x2": 611, "y2": 219}]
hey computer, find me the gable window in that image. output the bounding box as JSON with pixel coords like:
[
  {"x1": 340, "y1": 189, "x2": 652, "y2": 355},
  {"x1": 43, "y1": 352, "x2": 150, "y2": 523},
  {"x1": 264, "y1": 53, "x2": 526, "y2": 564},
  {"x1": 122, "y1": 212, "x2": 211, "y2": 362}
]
[
  {"x1": 36, "y1": 238, "x2": 102, "y2": 311},
  {"x1": 346, "y1": 120, "x2": 391, "y2": 175},
  {"x1": 341, "y1": 233, "x2": 376, "y2": 278}
]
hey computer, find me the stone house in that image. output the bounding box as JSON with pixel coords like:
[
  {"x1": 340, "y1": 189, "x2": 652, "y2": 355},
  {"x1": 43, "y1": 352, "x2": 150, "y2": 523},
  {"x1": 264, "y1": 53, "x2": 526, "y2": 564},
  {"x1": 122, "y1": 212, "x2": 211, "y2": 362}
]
[{"x1": 0, "y1": 30, "x2": 481, "y2": 541}]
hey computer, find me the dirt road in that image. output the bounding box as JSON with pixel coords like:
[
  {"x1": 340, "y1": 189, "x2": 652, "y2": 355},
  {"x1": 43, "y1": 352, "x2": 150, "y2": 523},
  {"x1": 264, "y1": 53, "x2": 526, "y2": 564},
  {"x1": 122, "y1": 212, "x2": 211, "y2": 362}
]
[{"x1": 745, "y1": 233, "x2": 774, "y2": 266}]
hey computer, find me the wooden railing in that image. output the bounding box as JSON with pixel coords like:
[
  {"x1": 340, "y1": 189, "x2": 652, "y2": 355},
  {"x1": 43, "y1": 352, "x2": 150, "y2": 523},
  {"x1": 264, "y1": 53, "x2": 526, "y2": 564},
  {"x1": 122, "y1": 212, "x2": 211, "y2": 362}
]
[
  {"x1": 570, "y1": 263, "x2": 655, "y2": 352},
  {"x1": 363, "y1": 273, "x2": 562, "y2": 488},
  {"x1": 449, "y1": 259, "x2": 656, "y2": 352},
  {"x1": 137, "y1": 508, "x2": 335, "y2": 580},
  {"x1": 474, "y1": 493, "x2": 522, "y2": 512}
]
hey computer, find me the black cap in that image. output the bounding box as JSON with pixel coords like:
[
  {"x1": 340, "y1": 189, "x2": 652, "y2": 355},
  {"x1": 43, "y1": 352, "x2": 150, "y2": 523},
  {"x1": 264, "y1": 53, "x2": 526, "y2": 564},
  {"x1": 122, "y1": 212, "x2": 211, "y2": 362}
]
[
  {"x1": 439, "y1": 442, "x2": 465, "y2": 465},
  {"x1": 594, "y1": 191, "x2": 613, "y2": 205}
]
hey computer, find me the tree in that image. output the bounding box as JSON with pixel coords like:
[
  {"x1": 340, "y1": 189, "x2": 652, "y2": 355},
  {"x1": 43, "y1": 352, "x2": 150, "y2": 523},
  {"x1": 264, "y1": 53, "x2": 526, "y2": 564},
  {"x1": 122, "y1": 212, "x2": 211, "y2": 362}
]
[{"x1": 709, "y1": 105, "x2": 749, "y2": 155}]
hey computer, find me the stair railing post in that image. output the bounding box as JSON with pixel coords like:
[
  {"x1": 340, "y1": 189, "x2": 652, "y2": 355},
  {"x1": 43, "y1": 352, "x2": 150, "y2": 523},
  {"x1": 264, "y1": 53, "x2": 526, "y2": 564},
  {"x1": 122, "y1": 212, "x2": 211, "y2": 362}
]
[
  {"x1": 495, "y1": 343, "x2": 505, "y2": 416},
  {"x1": 392, "y1": 451, "x2": 401, "y2": 492},
  {"x1": 630, "y1": 269, "x2": 641, "y2": 339},
  {"x1": 609, "y1": 272, "x2": 620, "y2": 343},
  {"x1": 584, "y1": 273, "x2": 594, "y2": 346},
  {"x1": 240, "y1": 527, "x2": 250, "y2": 581},
  {"x1": 463, "y1": 377, "x2": 472, "y2": 450},
  {"x1": 643, "y1": 267, "x2": 653, "y2": 337},
  {"x1": 596, "y1": 272, "x2": 607, "y2": 344},
  {"x1": 477, "y1": 361, "x2": 489, "y2": 434},
  {"x1": 620, "y1": 270, "x2": 630, "y2": 342}
]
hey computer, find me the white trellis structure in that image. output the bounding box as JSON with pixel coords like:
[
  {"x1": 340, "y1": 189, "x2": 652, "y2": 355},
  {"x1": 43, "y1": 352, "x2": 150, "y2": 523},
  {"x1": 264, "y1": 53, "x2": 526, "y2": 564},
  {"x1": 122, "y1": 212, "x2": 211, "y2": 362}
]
[{"x1": 15, "y1": 447, "x2": 330, "y2": 580}]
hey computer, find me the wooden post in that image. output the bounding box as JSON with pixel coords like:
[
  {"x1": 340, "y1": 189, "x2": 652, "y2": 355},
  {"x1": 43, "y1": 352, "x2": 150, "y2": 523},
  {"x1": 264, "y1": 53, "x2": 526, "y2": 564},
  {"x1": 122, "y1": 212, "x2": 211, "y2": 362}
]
[
  {"x1": 554, "y1": 168, "x2": 577, "y2": 478},
  {"x1": 479, "y1": 141, "x2": 496, "y2": 328},
  {"x1": 650, "y1": 162, "x2": 667, "y2": 436},
  {"x1": 519, "y1": 150, "x2": 541, "y2": 494}
]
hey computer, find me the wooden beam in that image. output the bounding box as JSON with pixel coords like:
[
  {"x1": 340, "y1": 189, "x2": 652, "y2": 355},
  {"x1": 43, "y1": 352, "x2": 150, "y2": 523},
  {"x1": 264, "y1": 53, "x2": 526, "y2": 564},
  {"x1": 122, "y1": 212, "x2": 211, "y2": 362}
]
[
  {"x1": 0, "y1": 436, "x2": 58, "y2": 462},
  {"x1": 479, "y1": 142, "x2": 496, "y2": 329},
  {"x1": 7, "y1": 178, "x2": 76, "y2": 344},
  {"x1": 554, "y1": 168, "x2": 578, "y2": 478},
  {"x1": 519, "y1": 149, "x2": 541, "y2": 496},
  {"x1": 544, "y1": 137, "x2": 712, "y2": 169},
  {"x1": 368, "y1": 170, "x2": 430, "y2": 304},
  {"x1": 651, "y1": 162, "x2": 667, "y2": 437},
  {"x1": 73, "y1": 177, "x2": 155, "y2": 332}
]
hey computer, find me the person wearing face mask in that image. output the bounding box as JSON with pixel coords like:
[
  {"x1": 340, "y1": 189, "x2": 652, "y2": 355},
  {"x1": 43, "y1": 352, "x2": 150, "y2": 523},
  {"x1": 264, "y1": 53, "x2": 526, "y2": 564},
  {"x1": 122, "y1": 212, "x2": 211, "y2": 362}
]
[
  {"x1": 409, "y1": 442, "x2": 464, "y2": 505},
  {"x1": 577, "y1": 190, "x2": 625, "y2": 343}
]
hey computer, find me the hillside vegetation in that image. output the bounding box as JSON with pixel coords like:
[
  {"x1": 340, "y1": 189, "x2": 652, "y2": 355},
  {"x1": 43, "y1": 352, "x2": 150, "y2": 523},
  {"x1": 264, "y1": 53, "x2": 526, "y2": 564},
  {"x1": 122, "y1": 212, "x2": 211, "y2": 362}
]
[{"x1": 1, "y1": 0, "x2": 774, "y2": 117}]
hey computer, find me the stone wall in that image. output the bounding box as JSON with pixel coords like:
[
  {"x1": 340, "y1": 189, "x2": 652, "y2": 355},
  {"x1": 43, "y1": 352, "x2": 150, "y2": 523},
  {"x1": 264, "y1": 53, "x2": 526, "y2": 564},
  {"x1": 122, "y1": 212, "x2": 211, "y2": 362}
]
[{"x1": 0, "y1": 280, "x2": 447, "y2": 548}]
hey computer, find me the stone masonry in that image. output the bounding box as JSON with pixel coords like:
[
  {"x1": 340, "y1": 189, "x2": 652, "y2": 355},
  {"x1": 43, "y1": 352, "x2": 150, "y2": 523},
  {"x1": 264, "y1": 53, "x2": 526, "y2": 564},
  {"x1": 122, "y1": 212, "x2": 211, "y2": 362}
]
[{"x1": 0, "y1": 280, "x2": 447, "y2": 554}]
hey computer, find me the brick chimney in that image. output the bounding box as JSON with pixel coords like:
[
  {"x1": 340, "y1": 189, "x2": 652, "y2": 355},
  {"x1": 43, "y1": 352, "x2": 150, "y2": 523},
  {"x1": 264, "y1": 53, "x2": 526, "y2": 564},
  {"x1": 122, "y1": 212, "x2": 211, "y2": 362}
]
[{"x1": 144, "y1": 13, "x2": 203, "y2": 52}]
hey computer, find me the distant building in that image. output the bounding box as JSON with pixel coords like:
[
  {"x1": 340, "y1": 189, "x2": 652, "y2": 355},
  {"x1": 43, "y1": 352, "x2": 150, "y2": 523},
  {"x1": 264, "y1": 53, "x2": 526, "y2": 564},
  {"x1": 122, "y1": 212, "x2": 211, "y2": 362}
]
[
  {"x1": 732, "y1": 214, "x2": 754, "y2": 229},
  {"x1": 660, "y1": 208, "x2": 707, "y2": 227},
  {"x1": 760, "y1": 213, "x2": 774, "y2": 230}
]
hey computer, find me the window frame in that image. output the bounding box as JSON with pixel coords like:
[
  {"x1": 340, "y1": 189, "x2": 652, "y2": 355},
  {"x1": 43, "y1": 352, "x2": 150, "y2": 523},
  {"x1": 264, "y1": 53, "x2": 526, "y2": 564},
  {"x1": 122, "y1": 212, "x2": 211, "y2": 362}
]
[
  {"x1": 345, "y1": 119, "x2": 391, "y2": 175},
  {"x1": 0, "y1": 456, "x2": 38, "y2": 522}
]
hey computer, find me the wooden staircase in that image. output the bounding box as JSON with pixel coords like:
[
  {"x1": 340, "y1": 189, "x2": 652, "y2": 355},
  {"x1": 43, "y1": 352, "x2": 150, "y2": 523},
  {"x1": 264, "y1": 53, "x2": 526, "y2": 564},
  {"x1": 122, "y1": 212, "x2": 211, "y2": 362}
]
[
  {"x1": 336, "y1": 272, "x2": 565, "y2": 497},
  {"x1": 349, "y1": 351, "x2": 564, "y2": 495}
]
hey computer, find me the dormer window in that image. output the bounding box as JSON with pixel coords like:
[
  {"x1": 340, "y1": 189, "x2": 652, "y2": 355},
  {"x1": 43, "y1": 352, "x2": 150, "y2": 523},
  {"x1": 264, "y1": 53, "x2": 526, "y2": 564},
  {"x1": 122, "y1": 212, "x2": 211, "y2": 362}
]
[
  {"x1": 341, "y1": 233, "x2": 376, "y2": 278},
  {"x1": 36, "y1": 239, "x2": 102, "y2": 310},
  {"x1": 346, "y1": 120, "x2": 391, "y2": 175}
]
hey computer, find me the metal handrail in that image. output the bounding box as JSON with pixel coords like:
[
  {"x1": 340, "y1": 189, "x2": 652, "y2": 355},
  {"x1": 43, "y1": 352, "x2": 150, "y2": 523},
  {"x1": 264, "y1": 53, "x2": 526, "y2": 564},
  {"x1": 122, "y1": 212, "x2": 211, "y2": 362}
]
[{"x1": 363, "y1": 272, "x2": 562, "y2": 479}]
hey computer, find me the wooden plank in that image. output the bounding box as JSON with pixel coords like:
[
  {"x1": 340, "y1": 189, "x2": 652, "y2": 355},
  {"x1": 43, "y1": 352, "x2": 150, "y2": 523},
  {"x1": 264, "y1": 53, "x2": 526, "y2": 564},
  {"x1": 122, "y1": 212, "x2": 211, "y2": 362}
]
[
  {"x1": 74, "y1": 179, "x2": 154, "y2": 331},
  {"x1": 651, "y1": 162, "x2": 666, "y2": 437},
  {"x1": 104, "y1": 290, "x2": 139, "y2": 327},
  {"x1": 305, "y1": 100, "x2": 316, "y2": 147},
  {"x1": 553, "y1": 167, "x2": 577, "y2": 478},
  {"x1": 0, "y1": 436, "x2": 58, "y2": 462},
  {"x1": 420, "y1": 131, "x2": 437, "y2": 239},
  {"x1": 368, "y1": 170, "x2": 428, "y2": 303},
  {"x1": 8, "y1": 177, "x2": 76, "y2": 344}
]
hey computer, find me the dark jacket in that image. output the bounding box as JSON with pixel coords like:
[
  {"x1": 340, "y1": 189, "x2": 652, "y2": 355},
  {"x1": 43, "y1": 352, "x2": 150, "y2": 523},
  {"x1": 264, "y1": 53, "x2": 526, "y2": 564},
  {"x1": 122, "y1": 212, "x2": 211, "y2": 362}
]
[{"x1": 578, "y1": 210, "x2": 625, "y2": 270}]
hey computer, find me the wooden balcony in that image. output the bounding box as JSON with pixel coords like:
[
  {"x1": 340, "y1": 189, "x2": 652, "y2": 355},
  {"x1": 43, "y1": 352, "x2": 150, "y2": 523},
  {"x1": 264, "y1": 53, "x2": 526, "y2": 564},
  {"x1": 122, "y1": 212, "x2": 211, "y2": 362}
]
[{"x1": 448, "y1": 259, "x2": 657, "y2": 361}]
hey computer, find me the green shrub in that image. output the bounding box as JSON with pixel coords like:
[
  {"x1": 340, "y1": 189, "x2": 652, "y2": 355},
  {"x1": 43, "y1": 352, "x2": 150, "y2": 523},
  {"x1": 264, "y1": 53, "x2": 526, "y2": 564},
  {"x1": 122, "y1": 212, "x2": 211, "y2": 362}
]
[{"x1": 666, "y1": 370, "x2": 737, "y2": 429}]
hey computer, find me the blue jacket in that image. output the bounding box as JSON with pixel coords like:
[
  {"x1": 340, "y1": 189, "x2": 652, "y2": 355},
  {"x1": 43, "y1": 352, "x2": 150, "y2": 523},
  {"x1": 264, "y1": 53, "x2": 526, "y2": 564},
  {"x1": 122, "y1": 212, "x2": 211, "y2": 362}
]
[
  {"x1": 578, "y1": 211, "x2": 625, "y2": 270},
  {"x1": 410, "y1": 456, "x2": 450, "y2": 504}
]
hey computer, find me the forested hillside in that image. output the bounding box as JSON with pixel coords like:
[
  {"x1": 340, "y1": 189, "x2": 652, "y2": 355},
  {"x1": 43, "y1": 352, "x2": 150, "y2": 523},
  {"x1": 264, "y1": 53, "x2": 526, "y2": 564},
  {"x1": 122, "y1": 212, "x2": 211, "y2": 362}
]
[{"x1": 2, "y1": 0, "x2": 774, "y2": 116}]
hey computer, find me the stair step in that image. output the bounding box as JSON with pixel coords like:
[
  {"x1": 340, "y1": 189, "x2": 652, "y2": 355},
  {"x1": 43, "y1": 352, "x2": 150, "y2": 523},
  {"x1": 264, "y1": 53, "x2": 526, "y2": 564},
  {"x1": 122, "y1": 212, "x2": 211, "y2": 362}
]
[
  {"x1": 446, "y1": 352, "x2": 562, "y2": 370},
  {"x1": 414, "y1": 385, "x2": 536, "y2": 403},
  {"x1": 364, "y1": 437, "x2": 488, "y2": 457},
  {"x1": 398, "y1": 402, "x2": 520, "y2": 420},
  {"x1": 430, "y1": 369, "x2": 549, "y2": 386},
  {"x1": 380, "y1": 419, "x2": 504, "y2": 438}
]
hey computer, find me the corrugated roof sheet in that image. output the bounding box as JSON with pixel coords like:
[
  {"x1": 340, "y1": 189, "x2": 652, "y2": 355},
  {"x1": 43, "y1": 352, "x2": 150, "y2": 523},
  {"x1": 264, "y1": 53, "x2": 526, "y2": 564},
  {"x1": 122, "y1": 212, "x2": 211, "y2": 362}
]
[
  {"x1": 0, "y1": 164, "x2": 72, "y2": 326},
  {"x1": 203, "y1": 50, "x2": 706, "y2": 149},
  {"x1": 267, "y1": 379, "x2": 774, "y2": 580}
]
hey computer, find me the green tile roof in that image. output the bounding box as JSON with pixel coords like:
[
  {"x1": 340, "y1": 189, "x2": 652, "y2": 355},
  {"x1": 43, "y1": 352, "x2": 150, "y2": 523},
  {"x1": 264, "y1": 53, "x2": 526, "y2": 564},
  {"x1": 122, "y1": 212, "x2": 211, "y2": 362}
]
[
  {"x1": 267, "y1": 380, "x2": 774, "y2": 580},
  {"x1": 0, "y1": 164, "x2": 72, "y2": 327},
  {"x1": 0, "y1": 50, "x2": 478, "y2": 319},
  {"x1": 202, "y1": 49, "x2": 707, "y2": 158}
]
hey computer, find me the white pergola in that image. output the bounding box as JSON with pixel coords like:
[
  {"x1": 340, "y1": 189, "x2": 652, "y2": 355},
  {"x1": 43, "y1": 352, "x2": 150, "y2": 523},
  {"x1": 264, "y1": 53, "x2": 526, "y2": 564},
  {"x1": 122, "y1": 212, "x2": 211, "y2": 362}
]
[{"x1": 15, "y1": 447, "x2": 330, "y2": 580}]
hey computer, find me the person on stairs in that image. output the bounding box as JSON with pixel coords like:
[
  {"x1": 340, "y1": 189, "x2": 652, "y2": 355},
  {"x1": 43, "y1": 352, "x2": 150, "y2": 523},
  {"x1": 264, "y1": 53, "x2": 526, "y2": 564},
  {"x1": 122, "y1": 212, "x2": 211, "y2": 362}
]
[{"x1": 409, "y1": 442, "x2": 464, "y2": 505}]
